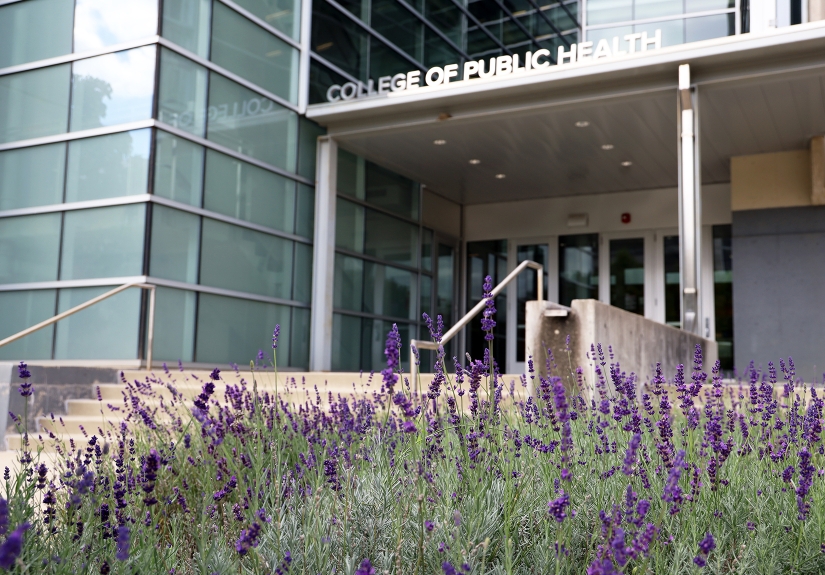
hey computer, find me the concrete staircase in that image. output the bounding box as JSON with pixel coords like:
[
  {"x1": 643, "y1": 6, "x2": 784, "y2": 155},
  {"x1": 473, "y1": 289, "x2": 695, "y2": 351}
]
[{"x1": 6, "y1": 369, "x2": 519, "y2": 453}]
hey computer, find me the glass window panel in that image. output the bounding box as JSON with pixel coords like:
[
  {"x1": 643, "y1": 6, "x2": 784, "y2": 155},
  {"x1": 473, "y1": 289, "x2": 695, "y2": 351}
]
[
  {"x1": 424, "y1": 28, "x2": 459, "y2": 68},
  {"x1": 73, "y1": 0, "x2": 159, "y2": 53},
  {"x1": 334, "y1": 253, "x2": 364, "y2": 312},
  {"x1": 60, "y1": 205, "x2": 146, "y2": 280},
  {"x1": 153, "y1": 130, "x2": 205, "y2": 206},
  {"x1": 364, "y1": 208, "x2": 418, "y2": 267},
  {"x1": 635, "y1": 20, "x2": 684, "y2": 47},
  {"x1": 0, "y1": 0, "x2": 73, "y2": 68},
  {"x1": 664, "y1": 235, "x2": 680, "y2": 327},
  {"x1": 203, "y1": 149, "x2": 296, "y2": 233},
  {"x1": 292, "y1": 242, "x2": 312, "y2": 304},
  {"x1": 149, "y1": 205, "x2": 201, "y2": 283},
  {"x1": 298, "y1": 118, "x2": 324, "y2": 180},
  {"x1": 290, "y1": 307, "x2": 310, "y2": 368},
  {"x1": 465, "y1": 240, "x2": 508, "y2": 363},
  {"x1": 586, "y1": 0, "x2": 632, "y2": 25},
  {"x1": 360, "y1": 319, "x2": 410, "y2": 371},
  {"x1": 232, "y1": 0, "x2": 302, "y2": 40},
  {"x1": 295, "y1": 184, "x2": 315, "y2": 238},
  {"x1": 151, "y1": 287, "x2": 196, "y2": 362},
  {"x1": 713, "y1": 225, "x2": 733, "y2": 370},
  {"x1": 0, "y1": 64, "x2": 70, "y2": 144},
  {"x1": 686, "y1": 0, "x2": 735, "y2": 12},
  {"x1": 335, "y1": 198, "x2": 365, "y2": 252},
  {"x1": 467, "y1": 28, "x2": 501, "y2": 57},
  {"x1": 364, "y1": 160, "x2": 419, "y2": 220},
  {"x1": 545, "y1": 4, "x2": 578, "y2": 33},
  {"x1": 559, "y1": 234, "x2": 599, "y2": 307},
  {"x1": 609, "y1": 237, "x2": 644, "y2": 315},
  {"x1": 635, "y1": 0, "x2": 683, "y2": 21},
  {"x1": 0, "y1": 143, "x2": 66, "y2": 210},
  {"x1": 0, "y1": 290, "x2": 56, "y2": 360},
  {"x1": 158, "y1": 48, "x2": 208, "y2": 136},
  {"x1": 308, "y1": 59, "x2": 349, "y2": 105},
  {"x1": 425, "y1": 0, "x2": 463, "y2": 45},
  {"x1": 70, "y1": 46, "x2": 156, "y2": 131},
  {"x1": 311, "y1": 0, "x2": 368, "y2": 81},
  {"x1": 420, "y1": 274, "x2": 432, "y2": 320},
  {"x1": 585, "y1": 25, "x2": 632, "y2": 46},
  {"x1": 162, "y1": 0, "x2": 212, "y2": 58},
  {"x1": 54, "y1": 286, "x2": 141, "y2": 359},
  {"x1": 195, "y1": 293, "x2": 292, "y2": 365},
  {"x1": 516, "y1": 243, "x2": 548, "y2": 338},
  {"x1": 685, "y1": 13, "x2": 734, "y2": 43},
  {"x1": 0, "y1": 213, "x2": 62, "y2": 284},
  {"x1": 206, "y1": 73, "x2": 298, "y2": 172},
  {"x1": 200, "y1": 218, "x2": 294, "y2": 299},
  {"x1": 371, "y1": 0, "x2": 423, "y2": 62},
  {"x1": 65, "y1": 129, "x2": 151, "y2": 202},
  {"x1": 332, "y1": 313, "x2": 361, "y2": 371},
  {"x1": 363, "y1": 261, "x2": 415, "y2": 320},
  {"x1": 437, "y1": 243, "x2": 455, "y2": 321},
  {"x1": 421, "y1": 228, "x2": 433, "y2": 272},
  {"x1": 337, "y1": 149, "x2": 364, "y2": 199},
  {"x1": 211, "y1": 2, "x2": 299, "y2": 105}
]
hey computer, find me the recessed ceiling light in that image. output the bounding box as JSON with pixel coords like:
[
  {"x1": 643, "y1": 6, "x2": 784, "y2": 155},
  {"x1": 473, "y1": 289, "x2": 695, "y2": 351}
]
[
  {"x1": 621, "y1": 161, "x2": 633, "y2": 167},
  {"x1": 469, "y1": 159, "x2": 481, "y2": 165},
  {"x1": 601, "y1": 144, "x2": 614, "y2": 150},
  {"x1": 433, "y1": 139, "x2": 446, "y2": 145},
  {"x1": 575, "y1": 121, "x2": 590, "y2": 128},
  {"x1": 495, "y1": 173, "x2": 506, "y2": 179}
]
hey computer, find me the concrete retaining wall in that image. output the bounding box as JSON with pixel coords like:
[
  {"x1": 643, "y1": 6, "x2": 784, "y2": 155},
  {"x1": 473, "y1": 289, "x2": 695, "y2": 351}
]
[{"x1": 525, "y1": 299, "x2": 718, "y2": 397}]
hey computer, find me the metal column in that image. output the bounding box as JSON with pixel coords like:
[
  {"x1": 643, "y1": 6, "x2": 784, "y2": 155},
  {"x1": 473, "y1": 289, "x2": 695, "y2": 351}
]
[
  {"x1": 677, "y1": 64, "x2": 702, "y2": 335},
  {"x1": 309, "y1": 136, "x2": 338, "y2": 370}
]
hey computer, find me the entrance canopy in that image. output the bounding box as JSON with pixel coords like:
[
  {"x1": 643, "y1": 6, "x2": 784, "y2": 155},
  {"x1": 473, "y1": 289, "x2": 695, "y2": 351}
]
[{"x1": 307, "y1": 22, "x2": 825, "y2": 205}]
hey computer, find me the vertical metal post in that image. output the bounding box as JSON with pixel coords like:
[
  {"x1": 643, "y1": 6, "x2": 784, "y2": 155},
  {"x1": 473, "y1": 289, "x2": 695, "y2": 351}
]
[
  {"x1": 310, "y1": 137, "x2": 338, "y2": 371},
  {"x1": 677, "y1": 64, "x2": 702, "y2": 335},
  {"x1": 146, "y1": 286, "x2": 156, "y2": 370}
]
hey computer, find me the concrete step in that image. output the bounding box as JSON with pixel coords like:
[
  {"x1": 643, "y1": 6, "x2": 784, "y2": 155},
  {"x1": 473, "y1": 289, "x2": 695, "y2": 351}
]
[
  {"x1": 6, "y1": 432, "x2": 90, "y2": 452},
  {"x1": 38, "y1": 415, "x2": 124, "y2": 436}
]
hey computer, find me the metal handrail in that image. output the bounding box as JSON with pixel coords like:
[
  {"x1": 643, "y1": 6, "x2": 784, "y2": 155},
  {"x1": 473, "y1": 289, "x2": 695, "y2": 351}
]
[
  {"x1": 409, "y1": 259, "x2": 544, "y2": 384},
  {"x1": 0, "y1": 283, "x2": 157, "y2": 370}
]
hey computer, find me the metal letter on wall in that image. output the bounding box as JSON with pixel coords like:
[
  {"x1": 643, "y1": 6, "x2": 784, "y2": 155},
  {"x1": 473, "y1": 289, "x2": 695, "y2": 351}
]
[{"x1": 677, "y1": 64, "x2": 702, "y2": 335}]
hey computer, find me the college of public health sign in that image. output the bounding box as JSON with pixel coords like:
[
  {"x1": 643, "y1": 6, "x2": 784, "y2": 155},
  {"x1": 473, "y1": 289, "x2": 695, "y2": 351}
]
[{"x1": 326, "y1": 30, "x2": 663, "y2": 102}]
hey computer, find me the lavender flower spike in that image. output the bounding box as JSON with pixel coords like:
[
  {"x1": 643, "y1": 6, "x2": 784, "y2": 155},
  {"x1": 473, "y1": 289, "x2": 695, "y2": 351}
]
[
  {"x1": 115, "y1": 525, "x2": 130, "y2": 561},
  {"x1": 355, "y1": 558, "x2": 376, "y2": 575},
  {"x1": 0, "y1": 522, "x2": 29, "y2": 569},
  {"x1": 17, "y1": 362, "x2": 31, "y2": 398},
  {"x1": 480, "y1": 275, "x2": 496, "y2": 341},
  {"x1": 381, "y1": 324, "x2": 401, "y2": 394},
  {"x1": 272, "y1": 324, "x2": 280, "y2": 349}
]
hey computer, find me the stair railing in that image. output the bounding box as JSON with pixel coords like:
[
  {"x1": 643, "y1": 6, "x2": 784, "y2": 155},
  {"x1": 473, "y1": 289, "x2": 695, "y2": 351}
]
[
  {"x1": 0, "y1": 283, "x2": 157, "y2": 370},
  {"x1": 409, "y1": 259, "x2": 544, "y2": 386}
]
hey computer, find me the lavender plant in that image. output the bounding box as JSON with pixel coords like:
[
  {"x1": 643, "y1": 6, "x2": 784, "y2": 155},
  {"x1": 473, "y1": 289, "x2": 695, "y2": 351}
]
[{"x1": 1, "y1": 277, "x2": 824, "y2": 574}]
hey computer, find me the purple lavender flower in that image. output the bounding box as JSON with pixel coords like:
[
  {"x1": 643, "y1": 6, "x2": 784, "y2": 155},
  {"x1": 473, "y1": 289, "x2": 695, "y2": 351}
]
[
  {"x1": 0, "y1": 499, "x2": 7, "y2": 536},
  {"x1": 425, "y1": 520, "x2": 434, "y2": 531},
  {"x1": 381, "y1": 324, "x2": 401, "y2": 394},
  {"x1": 548, "y1": 490, "x2": 571, "y2": 523},
  {"x1": 115, "y1": 525, "x2": 130, "y2": 561},
  {"x1": 355, "y1": 558, "x2": 376, "y2": 575},
  {"x1": 16, "y1": 362, "x2": 31, "y2": 397},
  {"x1": 0, "y1": 522, "x2": 29, "y2": 569},
  {"x1": 401, "y1": 420, "x2": 417, "y2": 433},
  {"x1": 235, "y1": 522, "x2": 262, "y2": 555},
  {"x1": 480, "y1": 275, "x2": 496, "y2": 341},
  {"x1": 272, "y1": 325, "x2": 280, "y2": 349},
  {"x1": 587, "y1": 558, "x2": 618, "y2": 575},
  {"x1": 662, "y1": 450, "x2": 686, "y2": 513},
  {"x1": 443, "y1": 562, "x2": 459, "y2": 575},
  {"x1": 622, "y1": 433, "x2": 641, "y2": 476},
  {"x1": 698, "y1": 533, "x2": 716, "y2": 555}
]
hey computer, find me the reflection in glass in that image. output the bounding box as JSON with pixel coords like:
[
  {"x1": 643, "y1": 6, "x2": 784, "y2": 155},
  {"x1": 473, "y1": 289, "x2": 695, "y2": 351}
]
[
  {"x1": 635, "y1": 0, "x2": 682, "y2": 20},
  {"x1": 610, "y1": 238, "x2": 644, "y2": 315},
  {"x1": 686, "y1": 0, "x2": 735, "y2": 12},
  {"x1": 713, "y1": 225, "x2": 733, "y2": 370},
  {"x1": 311, "y1": 0, "x2": 368, "y2": 81},
  {"x1": 196, "y1": 293, "x2": 292, "y2": 365},
  {"x1": 295, "y1": 184, "x2": 315, "y2": 238},
  {"x1": 162, "y1": 0, "x2": 212, "y2": 58},
  {"x1": 291, "y1": 307, "x2": 310, "y2": 368},
  {"x1": 365, "y1": 161, "x2": 419, "y2": 220},
  {"x1": 308, "y1": 59, "x2": 349, "y2": 105},
  {"x1": 211, "y1": 2, "x2": 299, "y2": 105},
  {"x1": 335, "y1": 198, "x2": 365, "y2": 252},
  {"x1": 333, "y1": 253, "x2": 364, "y2": 312},
  {"x1": 60, "y1": 205, "x2": 146, "y2": 280},
  {"x1": 364, "y1": 209, "x2": 418, "y2": 267},
  {"x1": 158, "y1": 48, "x2": 208, "y2": 136},
  {"x1": 153, "y1": 131, "x2": 205, "y2": 206},
  {"x1": 0, "y1": 290, "x2": 56, "y2": 360},
  {"x1": 298, "y1": 118, "x2": 325, "y2": 180},
  {"x1": 149, "y1": 205, "x2": 201, "y2": 283},
  {"x1": 0, "y1": 0, "x2": 73, "y2": 68},
  {"x1": 685, "y1": 13, "x2": 734, "y2": 43},
  {"x1": 337, "y1": 150, "x2": 364, "y2": 199},
  {"x1": 421, "y1": 228, "x2": 433, "y2": 272},
  {"x1": 586, "y1": 0, "x2": 632, "y2": 26},
  {"x1": 73, "y1": 0, "x2": 158, "y2": 53},
  {"x1": 363, "y1": 261, "x2": 415, "y2": 320},
  {"x1": 0, "y1": 213, "x2": 62, "y2": 284},
  {"x1": 54, "y1": 286, "x2": 141, "y2": 359},
  {"x1": 559, "y1": 234, "x2": 599, "y2": 307},
  {"x1": 664, "y1": 235, "x2": 680, "y2": 327},
  {"x1": 0, "y1": 143, "x2": 66, "y2": 210},
  {"x1": 516, "y1": 244, "x2": 547, "y2": 361},
  {"x1": 65, "y1": 129, "x2": 151, "y2": 202},
  {"x1": 151, "y1": 287, "x2": 196, "y2": 362},
  {"x1": 332, "y1": 313, "x2": 361, "y2": 371},
  {"x1": 70, "y1": 46, "x2": 156, "y2": 131},
  {"x1": 635, "y1": 20, "x2": 684, "y2": 47},
  {"x1": 293, "y1": 242, "x2": 312, "y2": 304},
  {"x1": 420, "y1": 274, "x2": 432, "y2": 321},
  {"x1": 371, "y1": 0, "x2": 423, "y2": 62},
  {"x1": 203, "y1": 149, "x2": 296, "y2": 233},
  {"x1": 200, "y1": 218, "x2": 293, "y2": 299},
  {"x1": 233, "y1": 0, "x2": 302, "y2": 40},
  {"x1": 0, "y1": 64, "x2": 71, "y2": 144},
  {"x1": 206, "y1": 73, "x2": 298, "y2": 172}
]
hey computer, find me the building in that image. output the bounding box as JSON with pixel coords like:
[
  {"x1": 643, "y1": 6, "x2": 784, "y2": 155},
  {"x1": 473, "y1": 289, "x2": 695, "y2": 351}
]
[{"x1": 1, "y1": 0, "x2": 824, "y2": 379}]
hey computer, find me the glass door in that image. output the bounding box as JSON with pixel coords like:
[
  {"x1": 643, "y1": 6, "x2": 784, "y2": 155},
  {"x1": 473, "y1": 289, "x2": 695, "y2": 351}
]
[{"x1": 599, "y1": 232, "x2": 655, "y2": 319}]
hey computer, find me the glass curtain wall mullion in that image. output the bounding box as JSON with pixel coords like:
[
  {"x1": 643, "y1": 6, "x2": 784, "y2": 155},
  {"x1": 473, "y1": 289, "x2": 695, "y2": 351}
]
[
  {"x1": 585, "y1": 7, "x2": 735, "y2": 29},
  {"x1": 522, "y1": 0, "x2": 575, "y2": 46},
  {"x1": 0, "y1": 196, "x2": 151, "y2": 219},
  {"x1": 309, "y1": 53, "x2": 363, "y2": 85},
  {"x1": 488, "y1": 0, "x2": 546, "y2": 55},
  {"x1": 323, "y1": 0, "x2": 428, "y2": 71},
  {"x1": 0, "y1": 277, "x2": 148, "y2": 292},
  {"x1": 157, "y1": 37, "x2": 299, "y2": 114},
  {"x1": 335, "y1": 192, "x2": 421, "y2": 227},
  {"x1": 149, "y1": 276, "x2": 311, "y2": 308},
  {"x1": 0, "y1": 120, "x2": 156, "y2": 153},
  {"x1": 449, "y1": 0, "x2": 513, "y2": 55},
  {"x1": 217, "y1": 0, "x2": 303, "y2": 50},
  {"x1": 333, "y1": 308, "x2": 421, "y2": 324},
  {"x1": 394, "y1": 0, "x2": 470, "y2": 60},
  {"x1": 335, "y1": 248, "x2": 426, "y2": 276}
]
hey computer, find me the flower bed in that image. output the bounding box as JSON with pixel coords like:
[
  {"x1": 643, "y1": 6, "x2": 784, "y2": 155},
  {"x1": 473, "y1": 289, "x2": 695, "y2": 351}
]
[{"x1": 0, "y1": 276, "x2": 823, "y2": 574}]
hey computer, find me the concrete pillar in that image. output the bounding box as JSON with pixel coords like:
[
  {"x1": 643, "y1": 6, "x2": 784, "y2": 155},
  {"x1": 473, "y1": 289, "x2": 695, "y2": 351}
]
[
  {"x1": 309, "y1": 137, "x2": 337, "y2": 371},
  {"x1": 810, "y1": 0, "x2": 825, "y2": 21},
  {"x1": 677, "y1": 65, "x2": 702, "y2": 335}
]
